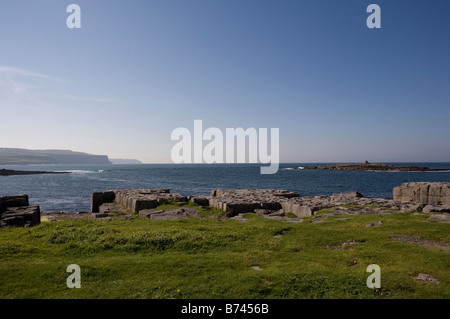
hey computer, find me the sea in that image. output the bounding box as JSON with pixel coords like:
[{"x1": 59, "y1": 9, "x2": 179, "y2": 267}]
[{"x1": 1, "y1": 163, "x2": 450, "y2": 213}]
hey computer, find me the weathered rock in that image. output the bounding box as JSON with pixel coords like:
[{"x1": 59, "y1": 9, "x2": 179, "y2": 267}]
[
  {"x1": 2, "y1": 216, "x2": 25, "y2": 227},
  {"x1": 139, "y1": 207, "x2": 199, "y2": 220},
  {"x1": 90, "y1": 189, "x2": 191, "y2": 218},
  {"x1": 254, "y1": 209, "x2": 273, "y2": 215},
  {"x1": 400, "y1": 203, "x2": 425, "y2": 212},
  {"x1": 267, "y1": 209, "x2": 285, "y2": 217},
  {"x1": 1, "y1": 205, "x2": 40, "y2": 227},
  {"x1": 139, "y1": 209, "x2": 164, "y2": 218},
  {"x1": 210, "y1": 189, "x2": 400, "y2": 217},
  {"x1": 105, "y1": 189, "x2": 188, "y2": 214},
  {"x1": 333, "y1": 192, "x2": 364, "y2": 200},
  {"x1": 86, "y1": 184, "x2": 450, "y2": 224},
  {"x1": 0, "y1": 195, "x2": 29, "y2": 212},
  {"x1": 422, "y1": 205, "x2": 450, "y2": 214},
  {"x1": 189, "y1": 196, "x2": 210, "y2": 206},
  {"x1": 91, "y1": 191, "x2": 115, "y2": 213},
  {"x1": 98, "y1": 203, "x2": 114, "y2": 215},
  {"x1": 209, "y1": 189, "x2": 299, "y2": 217},
  {"x1": 281, "y1": 200, "x2": 318, "y2": 217},
  {"x1": 393, "y1": 182, "x2": 450, "y2": 206},
  {"x1": 280, "y1": 192, "x2": 401, "y2": 217}
]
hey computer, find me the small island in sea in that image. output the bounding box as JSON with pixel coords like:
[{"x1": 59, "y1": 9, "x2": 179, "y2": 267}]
[
  {"x1": 303, "y1": 161, "x2": 450, "y2": 172},
  {"x1": 0, "y1": 169, "x2": 70, "y2": 176}
]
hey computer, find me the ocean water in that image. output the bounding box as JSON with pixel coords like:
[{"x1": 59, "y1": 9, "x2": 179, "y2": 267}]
[{"x1": 1, "y1": 163, "x2": 450, "y2": 213}]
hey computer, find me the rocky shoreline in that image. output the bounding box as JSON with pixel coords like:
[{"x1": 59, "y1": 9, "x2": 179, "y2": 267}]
[
  {"x1": 87, "y1": 182, "x2": 450, "y2": 223},
  {"x1": 0, "y1": 169, "x2": 70, "y2": 176},
  {"x1": 2, "y1": 182, "x2": 450, "y2": 227}
]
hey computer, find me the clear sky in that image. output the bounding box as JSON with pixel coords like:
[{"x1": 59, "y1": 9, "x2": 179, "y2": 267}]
[{"x1": 0, "y1": 0, "x2": 449, "y2": 163}]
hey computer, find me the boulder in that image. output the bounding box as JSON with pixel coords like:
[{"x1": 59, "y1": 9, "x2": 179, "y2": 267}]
[
  {"x1": 1, "y1": 205, "x2": 40, "y2": 227},
  {"x1": 139, "y1": 207, "x2": 199, "y2": 220},
  {"x1": 281, "y1": 201, "x2": 317, "y2": 217},
  {"x1": 332, "y1": 192, "x2": 364, "y2": 200},
  {"x1": 2, "y1": 216, "x2": 25, "y2": 227},
  {"x1": 139, "y1": 209, "x2": 164, "y2": 219},
  {"x1": 132, "y1": 198, "x2": 158, "y2": 212},
  {"x1": 98, "y1": 203, "x2": 117, "y2": 215},
  {"x1": 400, "y1": 203, "x2": 425, "y2": 212},
  {"x1": 422, "y1": 205, "x2": 450, "y2": 214}
]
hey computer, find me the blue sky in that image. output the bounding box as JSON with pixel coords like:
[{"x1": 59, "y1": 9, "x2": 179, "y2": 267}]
[{"x1": 0, "y1": 0, "x2": 449, "y2": 163}]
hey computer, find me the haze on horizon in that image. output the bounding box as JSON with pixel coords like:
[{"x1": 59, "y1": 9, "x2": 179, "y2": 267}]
[{"x1": 0, "y1": 0, "x2": 449, "y2": 164}]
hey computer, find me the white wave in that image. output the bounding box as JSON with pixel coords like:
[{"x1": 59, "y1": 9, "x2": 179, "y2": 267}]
[
  {"x1": 58, "y1": 170, "x2": 98, "y2": 174},
  {"x1": 282, "y1": 167, "x2": 305, "y2": 170}
]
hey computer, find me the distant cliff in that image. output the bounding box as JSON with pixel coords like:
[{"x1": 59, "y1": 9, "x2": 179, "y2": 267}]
[{"x1": 0, "y1": 148, "x2": 112, "y2": 165}]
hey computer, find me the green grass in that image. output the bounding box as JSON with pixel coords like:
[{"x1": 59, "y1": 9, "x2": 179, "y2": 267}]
[{"x1": 0, "y1": 203, "x2": 449, "y2": 299}]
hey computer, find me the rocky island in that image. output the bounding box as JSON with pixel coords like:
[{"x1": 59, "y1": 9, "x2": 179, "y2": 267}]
[
  {"x1": 0, "y1": 169, "x2": 70, "y2": 176},
  {"x1": 304, "y1": 161, "x2": 450, "y2": 172}
]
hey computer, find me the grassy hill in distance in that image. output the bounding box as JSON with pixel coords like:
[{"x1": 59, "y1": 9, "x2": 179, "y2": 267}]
[{"x1": 0, "y1": 148, "x2": 112, "y2": 165}]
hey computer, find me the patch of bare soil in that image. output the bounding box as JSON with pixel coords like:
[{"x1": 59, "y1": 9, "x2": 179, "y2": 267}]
[
  {"x1": 429, "y1": 214, "x2": 450, "y2": 224},
  {"x1": 41, "y1": 212, "x2": 91, "y2": 221},
  {"x1": 413, "y1": 273, "x2": 440, "y2": 284},
  {"x1": 390, "y1": 235, "x2": 450, "y2": 253},
  {"x1": 326, "y1": 240, "x2": 363, "y2": 250}
]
